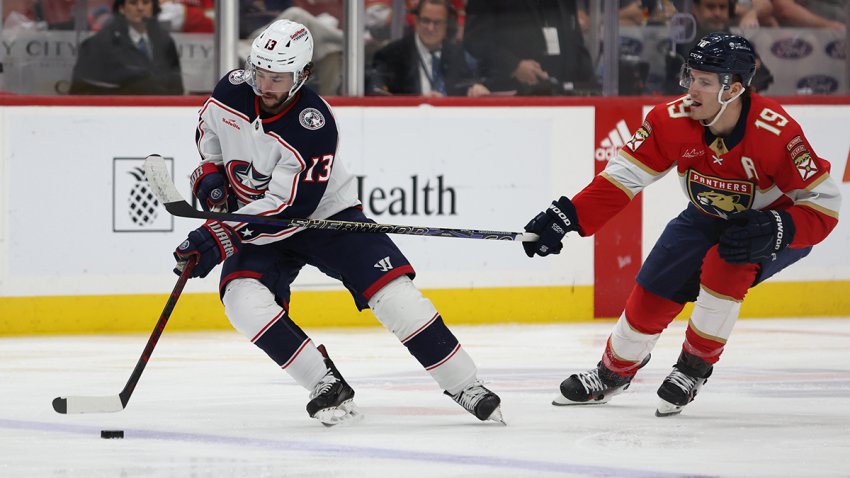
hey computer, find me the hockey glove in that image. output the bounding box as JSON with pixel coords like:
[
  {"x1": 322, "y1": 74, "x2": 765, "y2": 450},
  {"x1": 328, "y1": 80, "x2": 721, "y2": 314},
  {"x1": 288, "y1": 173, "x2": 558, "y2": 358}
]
[
  {"x1": 174, "y1": 221, "x2": 241, "y2": 278},
  {"x1": 523, "y1": 196, "x2": 580, "y2": 258},
  {"x1": 718, "y1": 209, "x2": 795, "y2": 264},
  {"x1": 191, "y1": 162, "x2": 234, "y2": 212}
]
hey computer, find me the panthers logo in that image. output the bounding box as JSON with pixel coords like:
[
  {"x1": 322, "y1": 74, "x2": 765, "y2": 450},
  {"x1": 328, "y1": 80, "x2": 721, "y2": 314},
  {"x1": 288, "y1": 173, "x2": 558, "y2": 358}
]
[
  {"x1": 697, "y1": 191, "x2": 748, "y2": 213},
  {"x1": 687, "y1": 170, "x2": 754, "y2": 218}
]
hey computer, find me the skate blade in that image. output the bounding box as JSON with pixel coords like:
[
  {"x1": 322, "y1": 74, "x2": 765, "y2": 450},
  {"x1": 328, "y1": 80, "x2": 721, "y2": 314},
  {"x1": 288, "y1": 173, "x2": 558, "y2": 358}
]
[
  {"x1": 552, "y1": 393, "x2": 611, "y2": 406},
  {"x1": 486, "y1": 406, "x2": 507, "y2": 425},
  {"x1": 312, "y1": 399, "x2": 364, "y2": 427},
  {"x1": 655, "y1": 399, "x2": 683, "y2": 417}
]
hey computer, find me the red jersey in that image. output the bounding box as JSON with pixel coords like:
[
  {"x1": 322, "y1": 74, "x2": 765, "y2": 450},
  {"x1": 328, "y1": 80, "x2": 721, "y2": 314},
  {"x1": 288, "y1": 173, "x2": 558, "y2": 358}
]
[{"x1": 572, "y1": 93, "x2": 841, "y2": 247}]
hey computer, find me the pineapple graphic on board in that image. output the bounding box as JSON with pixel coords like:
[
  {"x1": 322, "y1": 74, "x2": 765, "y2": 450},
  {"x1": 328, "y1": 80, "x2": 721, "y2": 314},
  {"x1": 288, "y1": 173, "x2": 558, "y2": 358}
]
[{"x1": 127, "y1": 166, "x2": 160, "y2": 226}]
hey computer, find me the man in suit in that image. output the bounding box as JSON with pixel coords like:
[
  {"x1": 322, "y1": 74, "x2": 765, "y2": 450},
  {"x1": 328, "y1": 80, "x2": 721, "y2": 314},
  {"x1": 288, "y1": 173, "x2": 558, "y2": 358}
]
[
  {"x1": 463, "y1": 0, "x2": 597, "y2": 95},
  {"x1": 369, "y1": 0, "x2": 490, "y2": 97},
  {"x1": 70, "y1": 0, "x2": 184, "y2": 95},
  {"x1": 664, "y1": 0, "x2": 773, "y2": 94}
]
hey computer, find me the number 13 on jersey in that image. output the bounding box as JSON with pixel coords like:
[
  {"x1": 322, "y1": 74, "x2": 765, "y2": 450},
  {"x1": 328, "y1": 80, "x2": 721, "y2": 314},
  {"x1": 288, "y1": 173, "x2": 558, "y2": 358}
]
[{"x1": 304, "y1": 154, "x2": 334, "y2": 182}]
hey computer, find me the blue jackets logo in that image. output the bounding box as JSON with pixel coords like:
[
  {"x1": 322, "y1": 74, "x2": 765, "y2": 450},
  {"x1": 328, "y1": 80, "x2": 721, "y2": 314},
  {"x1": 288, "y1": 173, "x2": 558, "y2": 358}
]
[{"x1": 299, "y1": 108, "x2": 326, "y2": 130}]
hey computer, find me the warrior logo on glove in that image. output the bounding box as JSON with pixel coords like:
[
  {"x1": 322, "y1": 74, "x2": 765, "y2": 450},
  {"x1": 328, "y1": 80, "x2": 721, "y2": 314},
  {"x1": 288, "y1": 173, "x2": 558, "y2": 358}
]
[
  {"x1": 173, "y1": 221, "x2": 241, "y2": 278},
  {"x1": 718, "y1": 208, "x2": 795, "y2": 264}
]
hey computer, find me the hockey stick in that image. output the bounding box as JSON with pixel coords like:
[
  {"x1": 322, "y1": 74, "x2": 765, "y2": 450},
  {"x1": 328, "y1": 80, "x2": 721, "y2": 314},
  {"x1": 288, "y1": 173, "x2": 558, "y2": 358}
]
[
  {"x1": 51, "y1": 257, "x2": 198, "y2": 414},
  {"x1": 143, "y1": 155, "x2": 538, "y2": 242}
]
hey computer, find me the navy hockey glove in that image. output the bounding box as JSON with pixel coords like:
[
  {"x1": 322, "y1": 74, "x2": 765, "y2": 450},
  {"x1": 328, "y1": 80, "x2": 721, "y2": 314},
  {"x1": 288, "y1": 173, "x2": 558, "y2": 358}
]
[
  {"x1": 174, "y1": 221, "x2": 241, "y2": 278},
  {"x1": 718, "y1": 209, "x2": 795, "y2": 264},
  {"x1": 523, "y1": 196, "x2": 579, "y2": 258},
  {"x1": 191, "y1": 162, "x2": 234, "y2": 212}
]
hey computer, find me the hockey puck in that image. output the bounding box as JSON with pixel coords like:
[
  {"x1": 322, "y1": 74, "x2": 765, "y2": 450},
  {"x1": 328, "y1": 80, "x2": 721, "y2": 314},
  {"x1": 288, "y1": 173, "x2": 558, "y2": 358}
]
[{"x1": 100, "y1": 430, "x2": 124, "y2": 439}]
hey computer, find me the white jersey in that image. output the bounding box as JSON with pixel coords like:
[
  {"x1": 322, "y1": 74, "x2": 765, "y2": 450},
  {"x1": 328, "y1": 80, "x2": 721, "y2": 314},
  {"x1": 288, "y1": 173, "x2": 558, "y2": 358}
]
[{"x1": 195, "y1": 70, "x2": 360, "y2": 245}]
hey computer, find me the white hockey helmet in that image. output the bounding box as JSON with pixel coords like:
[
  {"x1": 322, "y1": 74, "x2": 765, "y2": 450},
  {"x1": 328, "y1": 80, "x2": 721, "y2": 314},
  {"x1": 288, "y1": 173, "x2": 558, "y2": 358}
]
[{"x1": 244, "y1": 19, "x2": 314, "y2": 99}]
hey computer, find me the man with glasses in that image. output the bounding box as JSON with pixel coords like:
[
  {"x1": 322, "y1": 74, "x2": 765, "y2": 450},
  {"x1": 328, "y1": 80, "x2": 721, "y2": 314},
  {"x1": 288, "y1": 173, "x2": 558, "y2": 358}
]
[
  {"x1": 369, "y1": 0, "x2": 490, "y2": 96},
  {"x1": 523, "y1": 32, "x2": 841, "y2": 417}
]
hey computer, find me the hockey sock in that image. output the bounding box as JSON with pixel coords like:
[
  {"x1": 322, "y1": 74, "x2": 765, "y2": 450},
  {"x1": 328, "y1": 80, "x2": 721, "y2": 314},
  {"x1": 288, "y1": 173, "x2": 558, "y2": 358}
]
[
  {"x1": 223, "y1": 278, "x2": 326, "y2": 388},
  {"x1": 369, "y1": 276, "x2": 477, "y2": 393}
]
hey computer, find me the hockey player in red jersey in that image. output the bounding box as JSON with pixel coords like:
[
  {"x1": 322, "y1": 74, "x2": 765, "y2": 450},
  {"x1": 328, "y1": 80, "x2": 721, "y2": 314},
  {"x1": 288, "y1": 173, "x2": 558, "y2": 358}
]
[
  {"x1": 523, "y1": 32, "x2": 841, "y2": 417},
  {"x1": 171, "y1": 20, "x2": 503, "y2": 426}
]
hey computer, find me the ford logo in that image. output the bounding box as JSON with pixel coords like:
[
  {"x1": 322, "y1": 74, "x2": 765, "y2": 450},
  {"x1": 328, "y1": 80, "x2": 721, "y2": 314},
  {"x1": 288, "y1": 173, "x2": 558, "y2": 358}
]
[
  {"x1": 825, "y1": 40, "x2": 846, "y2": 60},
  {"x1": 796, "y1": 75, "x2": 839, "y2": 94},
  {"x1": 770, "y1": 38, "x2": 813, "y2": 59},
  {"x1": 619, "y1": 36, "x2": 643, "y2": 56}
]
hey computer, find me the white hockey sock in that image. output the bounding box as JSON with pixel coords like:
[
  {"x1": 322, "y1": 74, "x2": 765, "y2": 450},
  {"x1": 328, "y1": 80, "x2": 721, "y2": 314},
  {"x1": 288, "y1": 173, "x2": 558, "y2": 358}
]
[
  {"x1": 223, "y1": 278, "x2": 327, "y2": 390},
  {"x1": 284, "y1": 342, "x2": 329, "y2": 390},
  {"x1": 608, "y1": 311, "x2": 660, "y2": 364},
  {"x1": 369, "y1": 276, "x2": 478, "y2": 393},
  {"x1": 689, "y1": 286, "x2": 741, "y2": 344}
]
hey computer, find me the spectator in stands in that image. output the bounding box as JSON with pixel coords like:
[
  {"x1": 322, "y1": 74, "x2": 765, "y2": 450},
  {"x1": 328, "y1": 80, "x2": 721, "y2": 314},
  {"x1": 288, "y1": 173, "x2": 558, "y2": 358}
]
[
  {"x1": 404, "y1": 0, "x2": 466, "y2": 40},
  {"x1": 2, "y1": 0, "x2": 46, "y2": 31},
  {"x1": 240, "y1": 5, "x2": 344, "y2": 96},
  {"x1": 70, "y1": 0, "x2": 184, "y2": 95},
  {"x1": 159, "y1": 0, "x2": 215, "y2": 33},
  {"x1": 463, "y1": 0, "x2": 597, "y2": 95},
  {"x1": 772, "y1": 0, "x2": 847, "y2": 30},
  {"x1": 240, "y1": 0, "x2": 286, "y2": 38},
  {"x1": 734, "y1": 0, "x2": 776, "y2": 27},
  {"x1": 291, "y1": 0, "x2": 341, "y2": 21},
  {"x1": 37, "y1": 0, "x2": 113, "y2": 30},
  {"x1": 579, "y1": 1, "x2": 677, "y2": 29},
  {"x1": 369, "y1": 0, "x2": 489, "y2": 97},
  {"x1": 665, "y1": 0, "x2": 773, "y2": 94}
]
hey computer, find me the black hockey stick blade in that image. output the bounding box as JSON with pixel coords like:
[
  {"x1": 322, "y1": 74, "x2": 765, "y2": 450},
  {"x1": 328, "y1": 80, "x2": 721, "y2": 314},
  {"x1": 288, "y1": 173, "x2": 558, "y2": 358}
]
[
  {"x1": 52, "y1": 257, "x2": 197, "y2": 414},
  {"x1": 143, "y1": 154, "x2": 538, "y2": 242}
]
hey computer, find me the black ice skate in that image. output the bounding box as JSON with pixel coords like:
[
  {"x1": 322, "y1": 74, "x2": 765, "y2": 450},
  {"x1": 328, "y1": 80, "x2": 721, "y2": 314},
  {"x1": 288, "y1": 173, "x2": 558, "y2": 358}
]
[
  {"x1": 655, "y1": 351, "x2": 713, "y2": 417},
  {"x1": 445, "y1": 380, "x2": 505, "y2": 424},
  {"x1": 306, "y1": 344, "x2": 363, "y2": 426},
  {"x1": 553, "y1": 355, "x2": 650, "y2": 406}
]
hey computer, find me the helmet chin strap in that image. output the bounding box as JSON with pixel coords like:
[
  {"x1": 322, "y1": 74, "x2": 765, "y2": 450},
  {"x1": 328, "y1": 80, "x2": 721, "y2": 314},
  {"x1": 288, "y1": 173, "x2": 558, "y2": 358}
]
[
  {"x1": 285, "y1": 63, "x2": 313, "y2": 101},
  {"x1": 701, "y1": 86, "x2": 745, "y2": 128},
  {"x1": 286, "y1": 71, "x2": 308, "y2": 100}
]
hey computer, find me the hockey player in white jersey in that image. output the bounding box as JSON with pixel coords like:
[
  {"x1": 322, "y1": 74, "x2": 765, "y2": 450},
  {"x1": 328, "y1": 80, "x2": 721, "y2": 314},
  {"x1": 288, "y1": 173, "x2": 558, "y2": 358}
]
[{"x1": 171, "y1": 19, "x2": 504, "y2": 426}]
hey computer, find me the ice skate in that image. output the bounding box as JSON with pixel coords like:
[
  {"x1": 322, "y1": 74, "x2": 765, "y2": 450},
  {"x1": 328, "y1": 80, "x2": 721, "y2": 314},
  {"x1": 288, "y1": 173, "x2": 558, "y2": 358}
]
[
  {"x1": 655, "y1": 351, "x2": 713, "y2": 417},
  {"x1": 553, "y1": 355, "x2": 650, "y2": 406},
  {"x1": 306, "y1": 345, "x2": 363, "y2": 426},
  {"x1": 445, "y1": 380, "x2": 505, "y2": 424}
]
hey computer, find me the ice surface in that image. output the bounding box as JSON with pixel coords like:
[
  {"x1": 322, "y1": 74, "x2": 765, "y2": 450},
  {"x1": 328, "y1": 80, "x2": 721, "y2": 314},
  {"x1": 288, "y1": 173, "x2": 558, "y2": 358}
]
[{"x1": 1, "y1": 319, "x2": 849, "y2": 477}]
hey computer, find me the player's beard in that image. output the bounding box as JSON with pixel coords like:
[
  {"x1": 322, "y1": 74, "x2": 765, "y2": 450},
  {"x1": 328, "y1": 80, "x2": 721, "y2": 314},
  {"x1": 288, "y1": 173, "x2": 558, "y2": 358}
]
[{"x1": 260, "y1": 92, "x2": 289, "y2": 114}]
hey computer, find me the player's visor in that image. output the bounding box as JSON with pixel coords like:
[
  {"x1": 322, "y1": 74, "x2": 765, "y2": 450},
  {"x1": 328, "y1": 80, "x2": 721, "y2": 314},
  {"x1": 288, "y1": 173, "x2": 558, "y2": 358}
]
[
  {"x1": 244, "y1": 60, "x2": 295, "y2": 95},
  {"x1": 678, "y1": 65, "x2": 722, "y2": 93}
]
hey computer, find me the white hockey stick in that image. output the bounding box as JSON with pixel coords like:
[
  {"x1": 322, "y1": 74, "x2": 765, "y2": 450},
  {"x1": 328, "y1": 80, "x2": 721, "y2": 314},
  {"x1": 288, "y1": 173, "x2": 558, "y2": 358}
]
[
  {"x1": 143, "y1": 155, "x2": 539, "y2": 242},
  {"x1": 51, "y1": 257, "x2": 197, "y2": 414}
]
